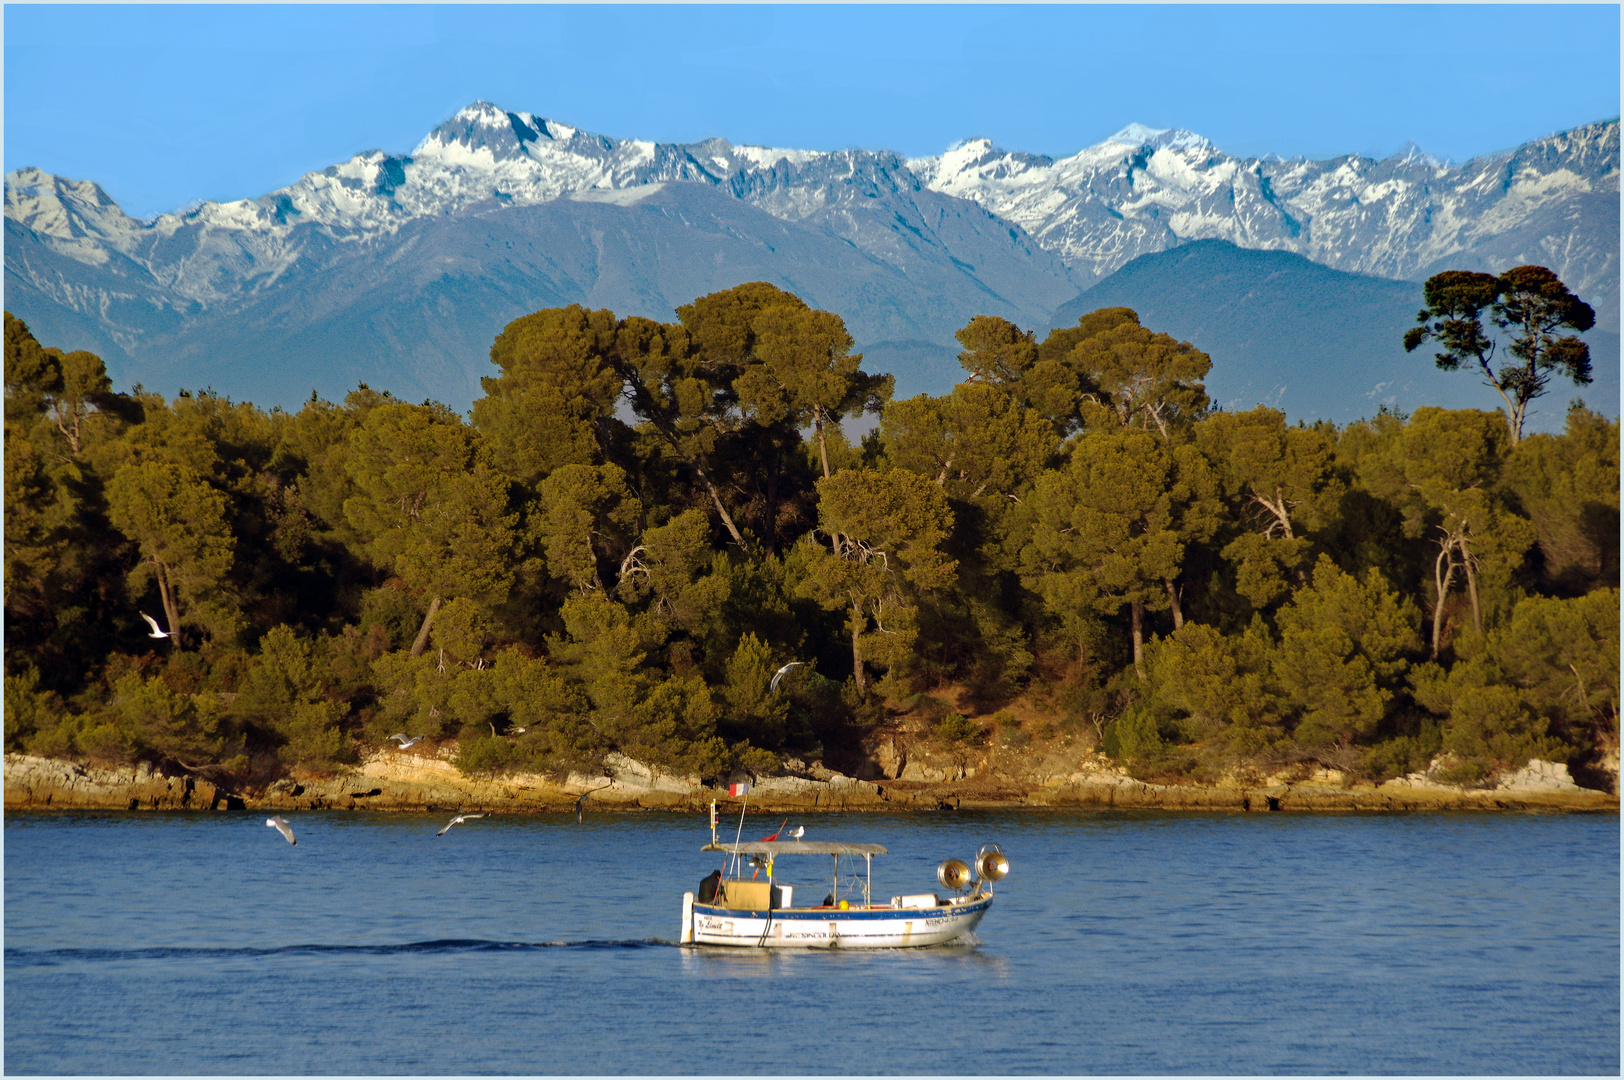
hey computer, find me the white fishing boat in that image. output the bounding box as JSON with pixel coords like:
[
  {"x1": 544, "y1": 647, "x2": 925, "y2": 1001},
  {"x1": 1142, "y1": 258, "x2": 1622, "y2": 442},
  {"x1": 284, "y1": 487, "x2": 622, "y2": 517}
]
[{"x1": 678, "y1": 813, "x2": 1009, "y2": 948}]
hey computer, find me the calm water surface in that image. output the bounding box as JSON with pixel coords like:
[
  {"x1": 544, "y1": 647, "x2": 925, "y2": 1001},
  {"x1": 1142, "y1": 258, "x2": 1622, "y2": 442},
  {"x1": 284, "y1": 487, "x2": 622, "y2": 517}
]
[{"x1": 4, "y1": 810, "x2": 1618, "y2": 1074}]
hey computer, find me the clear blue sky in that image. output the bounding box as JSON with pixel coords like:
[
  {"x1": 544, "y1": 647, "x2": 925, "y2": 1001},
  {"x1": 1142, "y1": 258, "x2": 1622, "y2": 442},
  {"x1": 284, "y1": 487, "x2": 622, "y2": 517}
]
[{"x1": 5, "y1": 4, "x2": 1619, "y2": 220}]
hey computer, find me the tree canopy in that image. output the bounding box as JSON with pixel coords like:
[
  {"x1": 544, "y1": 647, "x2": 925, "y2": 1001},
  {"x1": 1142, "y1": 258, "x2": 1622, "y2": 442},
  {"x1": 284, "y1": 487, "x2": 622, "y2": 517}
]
[
  {"x1": 4, "y1": 290, "x2": 1616, "y2": 792},
  {"x1": 1404, "y1": 264, "x2": 1595, "y2": 444}
]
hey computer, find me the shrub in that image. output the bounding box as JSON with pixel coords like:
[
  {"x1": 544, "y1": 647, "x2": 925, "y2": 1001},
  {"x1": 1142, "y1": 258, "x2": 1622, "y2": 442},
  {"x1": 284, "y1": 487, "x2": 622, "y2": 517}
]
[
  {"x1": 455, "y1": 735, "x2": 521, "y2": 777},
  {"x1": 1114, "y1": 706, "x2": 1165, "y2": 761},
  {"x1": 936, "y1": 713, "x2": 985, "y2": 745}
]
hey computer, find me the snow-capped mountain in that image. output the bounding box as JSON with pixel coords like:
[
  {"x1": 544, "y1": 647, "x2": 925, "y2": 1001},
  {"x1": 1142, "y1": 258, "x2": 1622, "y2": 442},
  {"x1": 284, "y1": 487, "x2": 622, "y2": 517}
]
[
  {"x1": 3, "y1": 103, "x2": 1617, "y2": 416},
  {"x1": 911, "y1": 119, "x2": 1619, "y2": 319}
]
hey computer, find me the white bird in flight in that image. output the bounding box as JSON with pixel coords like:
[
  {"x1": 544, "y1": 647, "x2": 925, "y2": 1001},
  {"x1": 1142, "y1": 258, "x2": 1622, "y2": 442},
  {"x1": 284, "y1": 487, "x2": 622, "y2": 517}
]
[
  {"x1": 140, "y1": 613, "x2": 169, "y2": 639},
  {"x1": 266, "y1": 816, "x2": 296, "y2": 845},
  {"x1": 388, "y1": 734, "x2": 424, "y2": 749},
  {"x1": 769, "y1": 661, "x2": 804, "y2": 694},
  {"x1": 436, "y1": 813, "x2": 485, "y2": 836}
]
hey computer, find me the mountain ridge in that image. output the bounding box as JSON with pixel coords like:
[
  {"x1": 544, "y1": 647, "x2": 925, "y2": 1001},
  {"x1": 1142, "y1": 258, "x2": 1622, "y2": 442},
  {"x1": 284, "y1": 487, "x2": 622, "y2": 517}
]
[{"x1": 4, "y1": 103, "x2": 1616, "y2": 417}]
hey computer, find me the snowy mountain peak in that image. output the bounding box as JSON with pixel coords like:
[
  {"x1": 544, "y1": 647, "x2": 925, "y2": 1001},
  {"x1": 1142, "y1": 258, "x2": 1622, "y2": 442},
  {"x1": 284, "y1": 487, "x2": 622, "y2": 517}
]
[
  {"x1": 936, "y1": 137, "x2": 1014, "y2": 170},
  {"x1": 1389, "y1": 140, "x2": 1452, "y2": 169},
  {"x1": 453, "y1": 100, "x2": 511, "y2": 125},
  {"x1": 1103, "y1": 123, "x2": 1214, "y2": 153},
  {"x1": 5, "y1": 105, "x2": 1615, "y2": 349},
  {"x1": 4, "y1": 166, "x2": 138, "y2": 241},
  {"x1": 1106, "y1": 122, "x2": 1168, "y2": 145}
]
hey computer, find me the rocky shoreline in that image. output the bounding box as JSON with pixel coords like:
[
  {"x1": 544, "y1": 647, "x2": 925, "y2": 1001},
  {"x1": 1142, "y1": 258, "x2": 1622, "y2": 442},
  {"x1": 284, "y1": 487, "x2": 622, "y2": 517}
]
[{"x1": 5, "y1": 750, "x2": 1616, "y2": 816}]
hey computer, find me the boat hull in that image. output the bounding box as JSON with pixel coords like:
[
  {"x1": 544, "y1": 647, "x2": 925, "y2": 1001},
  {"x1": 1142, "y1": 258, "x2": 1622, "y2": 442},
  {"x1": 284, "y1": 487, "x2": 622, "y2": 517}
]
[{"x1": 685, "y1": 896, "x2": 991, "y2": 948}]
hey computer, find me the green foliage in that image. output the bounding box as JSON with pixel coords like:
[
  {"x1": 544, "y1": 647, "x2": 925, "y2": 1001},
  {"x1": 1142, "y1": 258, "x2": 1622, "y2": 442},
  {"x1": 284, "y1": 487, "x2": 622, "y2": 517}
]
[
  {"x1": 3, "y1": 294, "x2": 1617, "y2": 794},
  {"x1": 1405, "y1": 265, "x2": 1595, "y2": 443},
  {"x1": 880, "y1": 381, "x2": 1056, "y2": 510},
  {"x1": 102, "y1": 672, "x2": 236, "y2": 770},
  {"x1": 720, "y1": 632, "x2": 790, "y2": 749},
  {"x1": 230, "y1": 625, "x2": 353, "y2": 770},
  {"x1": 471, "y1": 304, "x2": 623, "y2": 486},
  {"x1": 1502, "y1": 404, "x2": 1619, "y2": 593},
  {"x1": 1411, "y1": 588, "x2": 1618, "y2": 780},
  {"x1": 1020, "y1": 426, "x2": 1218, "y2": 672},
  {"x1": 1358, "y1": 718, "x2": 1443, "y2": 781},
  {"x1": 1114, "y1": 707, "x2": 1166, "y2": 761},
  {"x1": 5, "y1": 667, "x2": 63, "y2": 752},
  {"x1": 993, "y1": 710, "x2": 1030, "y2": 748},
  {"x1": 1491, "y1": 589, "x2": 1620, "y2": 747},
  {"x1": 454, "y1": 734, "x2": 522, "y2": 777},
  {"x1": 105, "y1": 458, "x2": 238, "y2": 647},
  {"x1": 1273, "y1": 556, "x2": 1420, "y2": 746},
  {"x1": 936, "y1": 712, "x2": 985, "y2": 745},
  {"x1": 535, "y1": 464, "x2": 638, "y2": 593},
  {"x1": 1143, "y1": 619, "x2": 1284, "y2": 752},
  {"x1": 797, "y1": 467, "x2": 956, "y2": 691}
]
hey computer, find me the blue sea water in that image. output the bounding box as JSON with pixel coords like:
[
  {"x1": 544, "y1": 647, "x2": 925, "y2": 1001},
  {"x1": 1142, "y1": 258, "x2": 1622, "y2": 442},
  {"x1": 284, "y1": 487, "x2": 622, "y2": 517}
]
[{"x1": 4, "y1": 809, "x2": 1618, "y2": 1075}]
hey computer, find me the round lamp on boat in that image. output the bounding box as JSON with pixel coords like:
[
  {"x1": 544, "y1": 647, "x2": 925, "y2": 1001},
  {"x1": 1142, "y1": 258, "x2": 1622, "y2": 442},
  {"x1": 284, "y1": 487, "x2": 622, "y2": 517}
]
[
  {"x1": 977, "y1": 843, "x2": 1009, "y2": 882},
  {"x1": 937, "y1": 858, "x2": 972, "y2": 891}
]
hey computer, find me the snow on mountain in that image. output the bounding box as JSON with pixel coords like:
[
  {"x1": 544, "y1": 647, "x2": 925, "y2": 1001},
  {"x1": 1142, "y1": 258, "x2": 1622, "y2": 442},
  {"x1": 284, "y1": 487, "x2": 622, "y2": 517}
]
[
  {"x1": 914, "y1": 119, "x2": 1619, "y2": 323},
  {"x1": 9, "y1": 104, "x2": 1615, "y2": 312},
  {"x1": 3, "y1": 103, "x2": 1616, "y2": 413}
]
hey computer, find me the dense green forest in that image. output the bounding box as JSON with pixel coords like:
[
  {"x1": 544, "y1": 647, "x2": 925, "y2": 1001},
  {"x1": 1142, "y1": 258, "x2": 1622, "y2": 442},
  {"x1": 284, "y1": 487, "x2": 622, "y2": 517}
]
[{"x1": 4, "y1": 278, "x2": 1618, "y2": 789}]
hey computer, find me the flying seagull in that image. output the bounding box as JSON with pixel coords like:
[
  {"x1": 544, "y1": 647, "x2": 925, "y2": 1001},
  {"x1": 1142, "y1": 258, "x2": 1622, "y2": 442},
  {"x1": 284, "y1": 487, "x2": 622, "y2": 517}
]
[
  {"x1": 387, "y1": 734, "x2": 424, "y2": 749},
  {"x1": 436, "y1": 813, "x2": 486, "y2": 837},
  {"x1": 140, "y1": 613, "x2": 169, "y2": 639},
  {"x1": 769, "y1": 661, "x2": 804, "y2": 694},
  {"x1": 266, "y1": 816, "x2": 296, "y2": 845},
  {"x1": 573, "y1": 783, "x2": 612, "y2": 824}
]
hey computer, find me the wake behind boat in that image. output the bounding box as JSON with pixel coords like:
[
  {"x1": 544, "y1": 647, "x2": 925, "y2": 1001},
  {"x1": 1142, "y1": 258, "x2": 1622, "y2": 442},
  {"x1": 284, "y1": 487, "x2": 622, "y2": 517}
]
[{"x1": 679, "y1": 812, "x2": 1009, "y2": 948}]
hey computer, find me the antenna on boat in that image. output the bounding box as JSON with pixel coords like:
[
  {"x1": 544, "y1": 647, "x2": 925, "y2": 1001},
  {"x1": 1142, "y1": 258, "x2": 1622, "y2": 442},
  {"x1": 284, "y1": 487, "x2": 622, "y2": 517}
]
[{"x1": 730, "y1": 791, "x2": 749, "y2": 877}]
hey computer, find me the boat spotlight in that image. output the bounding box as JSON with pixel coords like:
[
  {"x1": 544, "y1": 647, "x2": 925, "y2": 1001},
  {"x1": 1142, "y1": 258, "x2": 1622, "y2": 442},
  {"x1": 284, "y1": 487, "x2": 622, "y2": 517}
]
[
  {"x1": 937, "y1": 858, "x2": 972, "y2": 891},
  {"x1": 976, "y1": 842, "x2": 1009, "y2": 882}
]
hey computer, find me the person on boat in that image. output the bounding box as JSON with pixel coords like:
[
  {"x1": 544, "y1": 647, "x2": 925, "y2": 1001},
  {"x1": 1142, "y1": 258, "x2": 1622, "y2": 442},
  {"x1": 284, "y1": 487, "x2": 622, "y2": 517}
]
[{"x1": 698, "y1": 869, "x2": 722, "y2": 903}]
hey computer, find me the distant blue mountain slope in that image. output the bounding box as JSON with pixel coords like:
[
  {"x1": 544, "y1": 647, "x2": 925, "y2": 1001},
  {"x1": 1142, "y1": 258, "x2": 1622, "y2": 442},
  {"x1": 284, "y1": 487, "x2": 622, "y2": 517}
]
[{"x1": 1053, "y1": 240, "x2": 1618, "y2": 431}]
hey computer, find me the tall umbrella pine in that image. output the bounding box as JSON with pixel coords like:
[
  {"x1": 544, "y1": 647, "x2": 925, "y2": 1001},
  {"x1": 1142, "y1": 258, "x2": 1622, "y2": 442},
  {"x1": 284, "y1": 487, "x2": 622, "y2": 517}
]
[
  {"x1": 535, "y1": 464, "x2": 641, "y2": 595},
  {"x1": 1404, "y1": 266, "x2": 1595, "y2": 444},
  {"x1": 680, "y1": 283, "x2": 891, "y2": 482},
  {"x1": 880, "y1": 381, "x2": 1057, "y2": 505},
  {"x1": 748, "y1": 306, "x2": 891, "y2": 479},
  {"x1": 951, "y1": 308, "x2": 1150, "y2": 438},
  {"x1": 1362, "y1": 407, "x2": 1537, "y2": 659},
  {"x1": 612, "y1": 316, "x2": 754, "y2": 553},
  {"x1": 1021, "y1": 427, "x2": 1216, "y2": 677},
  {"x1": 471, "y1": 304, "x2": 625, "y2": 487},
  {"x1": 954, "y1": 315, "x2": 1040, "y2": 396},
  {"x1": 105, "y1": 459, "x2": 236, "y2": 649},
  {"x1": 1068, "y1": 315, "x2": 1212, "y2": 439},
  {"x1": 342, "y1": 403, "x2": 518, "y2": 657},
  {"x1": 1193, "y1": 407, "x2": 1342, "y2": 608},
  {"x1": 795, "y1": 468, "x2": 956, "y2": 694}
]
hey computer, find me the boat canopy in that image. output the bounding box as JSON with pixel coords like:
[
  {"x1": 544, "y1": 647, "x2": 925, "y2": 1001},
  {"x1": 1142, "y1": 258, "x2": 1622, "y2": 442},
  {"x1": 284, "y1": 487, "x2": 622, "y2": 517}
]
[{"x1": 702, "y1": 841, "x2": 888, "y2": 856}]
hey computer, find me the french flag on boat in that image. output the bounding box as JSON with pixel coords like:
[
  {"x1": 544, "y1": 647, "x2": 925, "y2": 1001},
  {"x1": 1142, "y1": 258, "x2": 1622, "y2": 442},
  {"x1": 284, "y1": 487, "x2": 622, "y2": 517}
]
[{"x1": 729, "y1": 782, "x2": 751, "y2": 797}]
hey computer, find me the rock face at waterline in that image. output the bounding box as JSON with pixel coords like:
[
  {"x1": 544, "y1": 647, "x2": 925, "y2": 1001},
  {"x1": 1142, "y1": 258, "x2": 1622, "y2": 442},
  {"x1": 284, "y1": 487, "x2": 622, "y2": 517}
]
[{"x1": 5, "y1": 749, "x2": 1615, "y2": 815}]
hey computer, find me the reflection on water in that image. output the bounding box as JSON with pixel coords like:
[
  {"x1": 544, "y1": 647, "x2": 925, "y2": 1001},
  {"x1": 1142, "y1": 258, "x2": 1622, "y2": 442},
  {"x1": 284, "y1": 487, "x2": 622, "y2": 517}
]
[{"x1": 676, "y1": 934, "x2": 1009, "y2": 979}]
